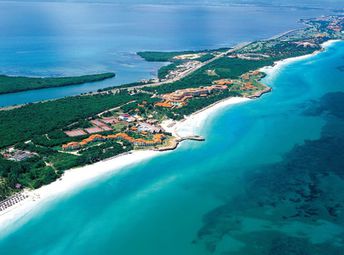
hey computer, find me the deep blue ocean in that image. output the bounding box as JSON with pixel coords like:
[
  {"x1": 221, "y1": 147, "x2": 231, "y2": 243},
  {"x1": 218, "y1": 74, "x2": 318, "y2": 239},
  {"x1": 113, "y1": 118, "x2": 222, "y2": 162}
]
[{"x1": 1, "y1": 1, "x2": 344, "y2": 255}]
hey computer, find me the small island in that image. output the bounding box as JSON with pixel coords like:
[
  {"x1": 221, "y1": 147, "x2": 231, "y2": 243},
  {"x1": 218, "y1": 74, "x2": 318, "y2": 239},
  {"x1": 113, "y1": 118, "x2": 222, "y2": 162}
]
[
  {"x1": 0, "y1": 15, "x2": 343, "y2": 209},
  {"x1": 0, "y1": 72, "x2": 116, "y2": 94}
]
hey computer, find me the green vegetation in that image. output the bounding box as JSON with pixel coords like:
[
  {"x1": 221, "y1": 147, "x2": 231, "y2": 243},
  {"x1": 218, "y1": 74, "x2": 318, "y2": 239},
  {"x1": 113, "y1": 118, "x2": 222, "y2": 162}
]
[
  {"x1": 119, "y1": 98, "x2": 159, "y2": 119},
  {"x1": 155, "y1": 55, "x2": 213, "y2": 80},
  {"x1": 158, "y1": 61, "x2": 181, "y2": 80},
  {"x1": 138, "y1": 51, "x2": 195, "y2": 62},
  {"x1": 0, "y1": 138, "x2": 131, "y2": 197},
  {"x1": 0, "y1": 156, "x2": 59, "y2": 190},
  {"x1": 0, "y1": 91, "x2": 138, "y2": 148},
  {"x1": 169, "y1": 90, "x2": 241, "y2": 120},
  {"x1": 112, "y1": 122, "x2": 127, "y2": 132},
  {"x1": 100, "y1": 81, "x2": 147, "y2": 92},
  {"x1": 64, "y1": 119, "x2": 92, "y2": 131},
  {"x1": 195, "y1": 53, "x2": 215, "y2": 62},
  {"x1": 47, "y1": 153, "x2": 81, "y2": 172},
  {"x1": 241, "y1": 40, "x2": 320, "y2": 60},
  {"x1": 143, "y1": 57, "x2": 274, "y2": 95},
  {"x1": 138, "y1": 48, "x2": 229, "y2": 80},
  {"x1": 0, "y1": 177, "x2": 13, "y2": 200},
  {"x1": 143, "y1": 39, "x2": 321, "y2": 95},
  {"x1": 0, "y1": 72, "x2": 116, "y2": 94},
  {"x1": 78, "y1": 141, "x2": 129, "y2": 163},
  {"x1": 205, "y1": 58, "x2": 274, "y2": 79},
  {"x1": 137, "y1": 48, "x2": 229, "y2": 62},
  {"x1": 32, "y1": 134, "x2": 84, "y2": 148}
]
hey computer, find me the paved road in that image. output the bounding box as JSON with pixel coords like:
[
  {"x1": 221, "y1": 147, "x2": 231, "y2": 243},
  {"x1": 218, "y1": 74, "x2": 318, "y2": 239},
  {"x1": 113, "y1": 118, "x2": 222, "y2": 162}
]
[
  {"x1": 0, "y1": 42, "x2": 251, "y2": 111},
  {"x1": 111, "y1": 41, "x2": 251, "y2": 92}
]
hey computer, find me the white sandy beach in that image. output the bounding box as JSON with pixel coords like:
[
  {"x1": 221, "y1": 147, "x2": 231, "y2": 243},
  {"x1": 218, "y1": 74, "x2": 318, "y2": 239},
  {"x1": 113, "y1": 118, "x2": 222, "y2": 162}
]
[
  {"x1": 259, "y1": 39, "x2": 340, "y2": 78},
  {"x1": 0, "y1": 97, "x2": 250, "y2": 234},
  {"x1": 162, "y1": 97, "x2": 250, "y2": 138},
  {"x1": 0, "y1": 150, "x2": 160, "y2": 233},
  {"x1": 0, "y1": 39, "x2": 340, "y2": 234}
]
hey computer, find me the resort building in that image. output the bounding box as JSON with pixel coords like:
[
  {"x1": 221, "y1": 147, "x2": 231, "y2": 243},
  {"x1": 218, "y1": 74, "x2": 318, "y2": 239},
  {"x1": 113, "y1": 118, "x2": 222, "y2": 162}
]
[
  {"x1": 85, "y1": 126, "x2": 104, "y2": 134},
  {"x1": 64, "y1": 129, "x2": 87, "y2": 137},
  {"x1": 293, "y1": 41, "x2": 317, "y2": 47},
  {"x1": 146, "y1": 119, "x2": 159, "y2": 124},
  {"x1": 137, "y1": 122, "x2": 162, "y2": 133},
  {"x1": 240, "y1": 70, "x2": 262, "y2": 81},
  {"x1": 213, "y1": 79, "x2": 233, "y2": 85},
  {"x1": 101, "y1": 116, "x2": 119, "y2": 124},
  {"x1": 1, "y1": 148, "x2": 37, "y2": 161},
  {"x1": 241, "y1": 82, "x2": 256, "y2": 91},
  {"x1": 79, "y1": 134, "x2": 104, "y2": 146},
  {"x1": 156, "y1": 84, "x2": 228, "y2": 108},
  {"x1": 90, "y1": 119, "x2": 113, "y2": 131},
  {"x1": 107, "y1": 133, "x2": 165, "y2": 147},
  {"x1": 155, "y1": 102, "x2": 173, "y2": 108},
  {"x1": 90, "y1": 119, "x2": 106, "y2": 127},
  {"x1": 64, "y1": 119, "x2": 113, "y2": 137},
  {"x1": 62, "y1": 142, "x2": 81, "y2": 151},
  {"x1": 62, "y1": 133, "x2": 166, "y2": 150},
  {"x1": 241, "y1": 73, "x2": 251, "y2": 81},
  {"x1": 118, "y1": 114, "x2": 136, "y2": 123}
]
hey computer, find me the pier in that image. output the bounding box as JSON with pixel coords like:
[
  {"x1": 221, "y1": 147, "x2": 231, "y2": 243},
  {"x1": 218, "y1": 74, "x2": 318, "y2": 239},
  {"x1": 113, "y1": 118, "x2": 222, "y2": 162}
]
[
  {"x1": 178, "y1": 135, "x2": 205, "y2": 142},
  {"x1": 156, "y1": 135, "x2": 205, "y2": 151}
]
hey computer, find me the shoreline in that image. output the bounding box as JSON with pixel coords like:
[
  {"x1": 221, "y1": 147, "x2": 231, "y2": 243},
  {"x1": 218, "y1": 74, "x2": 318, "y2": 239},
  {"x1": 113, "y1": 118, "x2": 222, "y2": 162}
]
[
  {"x1": 0, "y1": 72, "x2": 116, "y2": 97},
  {"x1": 259, "y1": 39, "x2": 341, "y2": 79},
  {"x1": 0, "y1": 150, "x2": 160, "y2": 235},
  {"x1": 0, "y1": 39, "x2": 341, "y2": 234},
  {"x1": 0, "y1": 96, "x2": 249, "y2": 234},
  {"x1": 161, "y1": 97, "x2": 251, "y2": 138}
]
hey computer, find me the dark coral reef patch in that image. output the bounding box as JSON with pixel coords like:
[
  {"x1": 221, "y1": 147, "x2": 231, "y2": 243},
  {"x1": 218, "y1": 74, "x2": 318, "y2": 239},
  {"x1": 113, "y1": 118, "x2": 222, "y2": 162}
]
[{"x1": 194, "y1": 92, "x2": 344, "y2": 254}]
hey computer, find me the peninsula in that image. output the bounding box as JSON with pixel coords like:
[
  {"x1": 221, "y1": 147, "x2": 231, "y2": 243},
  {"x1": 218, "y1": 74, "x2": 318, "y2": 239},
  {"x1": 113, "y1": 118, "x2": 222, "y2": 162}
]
[
  {"x1": 0, "y1": 72, "x2": 116, "y2": 94},
  {"x1": 0, "y1": 15, "x2": 343, "y2": 212}
]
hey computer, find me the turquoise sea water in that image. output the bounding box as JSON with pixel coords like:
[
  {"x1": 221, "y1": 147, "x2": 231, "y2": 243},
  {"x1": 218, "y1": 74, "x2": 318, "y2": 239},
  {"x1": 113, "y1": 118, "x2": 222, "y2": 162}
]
[{"x1": 0, "y1": 40, "x2": 343, "y2": 254}]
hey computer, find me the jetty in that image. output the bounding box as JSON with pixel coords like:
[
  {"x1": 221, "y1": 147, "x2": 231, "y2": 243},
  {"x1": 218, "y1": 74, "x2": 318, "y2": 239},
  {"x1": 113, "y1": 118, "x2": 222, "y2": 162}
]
[
  {"x1": 177, "y1": 135, "x2": 205, "y2": 142},
  {"x1": 156, "y1": 135, "x2": 205, "y2": 151}
]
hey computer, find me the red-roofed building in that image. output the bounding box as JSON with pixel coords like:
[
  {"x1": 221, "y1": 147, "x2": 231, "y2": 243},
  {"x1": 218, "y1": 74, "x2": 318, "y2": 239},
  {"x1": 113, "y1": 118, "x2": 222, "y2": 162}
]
[
  {"x1": 85, "y1": 126, "x2": 104, "y2": 134},
  {"x1": 64, "y1": 129, "x2": 87, "y2": 137}
]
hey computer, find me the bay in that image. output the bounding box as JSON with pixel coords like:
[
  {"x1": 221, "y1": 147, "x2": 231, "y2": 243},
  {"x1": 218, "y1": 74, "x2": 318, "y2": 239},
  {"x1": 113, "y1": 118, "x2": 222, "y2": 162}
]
[{"x1": 0, "y1": 1, "x2": 333, "y2": 107}]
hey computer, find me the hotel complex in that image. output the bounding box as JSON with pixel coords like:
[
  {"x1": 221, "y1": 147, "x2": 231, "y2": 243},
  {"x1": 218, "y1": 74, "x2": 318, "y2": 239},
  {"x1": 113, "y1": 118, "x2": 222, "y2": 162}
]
[
  {"x1": 156, "y1": 84, "x2": 228, "y2": 108},
  {"x1": 62, "y1": 133, "x2": 166, "y2": 151}
]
